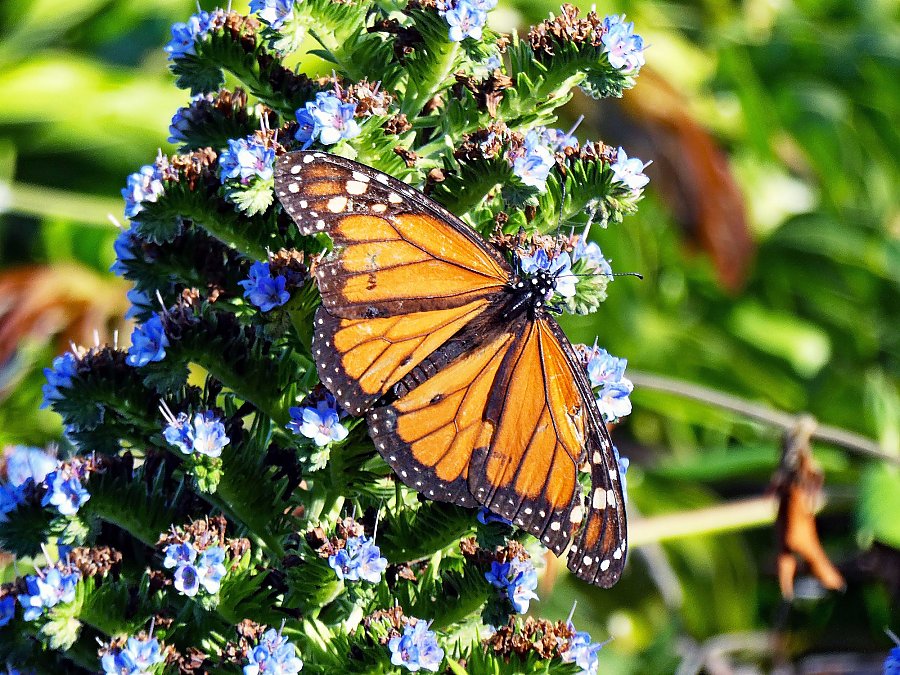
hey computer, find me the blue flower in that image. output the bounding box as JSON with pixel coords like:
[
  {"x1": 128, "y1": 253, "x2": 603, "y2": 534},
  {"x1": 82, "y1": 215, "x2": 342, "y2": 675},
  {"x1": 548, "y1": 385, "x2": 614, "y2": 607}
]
[
  {"x1": 562, "y1": 624, "x2": 605, "y2": 675},
  {"x1": 541, "y1": 119, "x2": 582, "y2": 153},
  {"x1": 288, "y1": 394, "x2": 349, "y2": 447},
  {"x1": 5, "y1": 446, "x2": 56, "y2": 487},
  {"x1": 613, "y1": 445, "x2": 629, "y2": 504},
  {"x1": 18, "y1": 565, "x2": 80, "y2": 621},
  {"x1": 609, "y1": 147, "x2": 650, "y2": 193},
  {"x1": 174, "y1": 564, "x2": 200, "y2": 597},
  {"x1": 243, "y1": 628, "x2": 303, "y2": 675},
  {"x1": 41, "y1": 470, "x2": 90, "y2": 516},
  {"x1": 484, "y1": 558, "x2": 539, "y2": 613},
  {"x1": 484, "y1": 561, "x2": 511, "y2": 588},
  {"x1": 329, "y1": 535, "x2": 387, "y2": 583},
  {"x1": 250, "y1": 0, "x2": 295, "y2": 29},
  {"x1": 477, "y1": 507, "x2": 512, "y2": 526},
  {"x1": 510, "y1": 131, "x2": 555, "y2": 190},
  {"x1": 219, "y1": 137, "x2": 276, "y2": 186},
  {"x1": 239, "y1": 261, "x2": 291, "y2": 312},
  {"x1": 122, "y1": 165, "x2": 164, "y2": 220},
  {"x1": 582, "y1": 346, "x2": 633, "y2": 422},
  {"x1": 601, "y1": 15, "x2": 645, "y2": 73},
  {"x1": 168, "y1": 94, "x2": 211, "y2": 145},
  {"x1": 388, "y1": 620, "x2": 444, "y2": 672},
  {"x1": 572, "y1": 239, "x2": 613, "y2": 278},
  {"x1": 126, "y1": 314, "x2": 168, "y2": 367},
  {"x1": 164, "y1": 11, "x2": 220, "y2": 61},
  {"x1": 41, "y1": 352, "x2": 79, "y2": 409},
  {"x1": 197, "y1": 546, "x2": 227, "y2": 593},
  {"x1": 126, "y1": 287, "x2": 153, "y2": 320},
  {"x1": 884, "y1": 646, "x2": 900, "y2": 675},
  {"x1": 163, "y1": 411, "x2": 231, "y2": 458},
  {"x1": 444, "y1": 2, "x2": 487, "y2": 42},
  {"x1": 0, "y1": 484, "x2": 26, "y2": 523},
  {"x1": 518, "y1": 249, "x2": 577, "y2": 300},
  {"x1": 0, "y1": 595, "x2": 14, "y2": 627},
  {"x1": 100, "y1": 636, "x2": 165, "y2": 675},
  {"x1": 163, "y1": 542, "x2": 197, "y2": 569},
  {"x1": 111, "y1": 228, "x2": 140, "y2": 276},
  {"x1": 294, "y1": 92, "x2": 360, "y2": 148}
]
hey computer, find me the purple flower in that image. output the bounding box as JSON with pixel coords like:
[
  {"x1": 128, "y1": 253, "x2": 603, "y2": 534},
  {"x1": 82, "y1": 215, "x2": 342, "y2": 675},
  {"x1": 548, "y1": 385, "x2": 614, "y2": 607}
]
[
  {"x1": 477, "y1": 507, "x2": 512, "y2": 526},
  {"x1": 388, "y1": 620, "x2": 444, "y2": 672},
  {"x1": 609, "y1": 147, "x2": 650, "y2": 193},
  {"x1": 287, "y1": 395, "x2": 349, "y2": 447},
  {"x1": 41, "y1": 470, "x2": 90, "y2": 516},
  {"x1": 444, "y1": 2, "x2": 487, "y2": 42},
  {"x1": 4, "y1": 446, "x2": 56, "y2": 488},
  {"x1": 562, "y1": 624, "x2": 605, "y2": 675},
  {"x1": 18, "y1": 565, "x2": 80, "y2": 621},
  {"x1": 0, "y1": 595, "x2": 14, "y2": 627},
  {"x1": 601, "y1": 14, "x2": 645, "y2": 73},
  {"x1": 239, "y1": 261, "x2": 291, "y2": 312},
  {"x1": 41, "y1": 351, "x2": 79, "y2": 408},
  {"x1": 163, "y1": 542, "x2": 197, "y2": 569},
  {"x1": 163, "y1": 411, "x2": 230, "y2": 458},
  {"x1": 126, "y1": 314, "x2": 169, "y2": 367},
  {"x1": 100, "y1": 636, "x2": 165, "y2": 675},
  {"x1": 219, "y1": 137, "x2": 275, "y2": 185},
  {"x1": 122, "y1": 165, "x2": 164, "y2": 219},
  {"x1": 250, "y1": 0, "x2": 295, "y2": 29},
  {"x1": 581, "y1": 346, "x2": 633, "y2": 422},
  {"x1": 243, "y1": 628, "x2": 303, "y2": 675},
  {"x1": 164, "y1": 11, "x2": 219, "y2": 61}
]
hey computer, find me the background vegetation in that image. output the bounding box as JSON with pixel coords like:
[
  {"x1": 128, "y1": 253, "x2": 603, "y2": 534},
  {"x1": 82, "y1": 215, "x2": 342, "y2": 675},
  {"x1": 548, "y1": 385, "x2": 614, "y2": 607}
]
[{"x1": 0, "y1": 0, "x2": 896, "y2": 671}]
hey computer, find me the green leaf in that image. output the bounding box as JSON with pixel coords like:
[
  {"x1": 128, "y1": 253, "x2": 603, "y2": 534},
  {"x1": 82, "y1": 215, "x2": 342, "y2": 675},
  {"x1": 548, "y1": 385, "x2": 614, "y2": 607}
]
[{"x1": 857, "y1": 464, "x2": 900, "y2": 548}]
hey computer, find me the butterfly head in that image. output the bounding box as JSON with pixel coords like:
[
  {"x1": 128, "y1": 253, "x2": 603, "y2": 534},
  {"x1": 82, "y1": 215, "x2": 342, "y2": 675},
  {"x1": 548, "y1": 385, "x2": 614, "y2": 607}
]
[{"x1": 509, "y1": 247, "x2": 577, "y2": 315}]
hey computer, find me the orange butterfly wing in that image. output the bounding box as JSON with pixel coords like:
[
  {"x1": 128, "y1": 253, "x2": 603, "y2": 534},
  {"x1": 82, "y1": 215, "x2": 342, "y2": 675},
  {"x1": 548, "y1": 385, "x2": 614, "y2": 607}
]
[{"x1": 275, "y1": 151, "x2": 627, "y2": 587}]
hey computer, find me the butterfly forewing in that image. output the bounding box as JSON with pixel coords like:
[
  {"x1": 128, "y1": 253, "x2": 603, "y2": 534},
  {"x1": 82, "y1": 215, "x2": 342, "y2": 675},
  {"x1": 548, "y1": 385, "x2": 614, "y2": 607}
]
[{"x1": 275, "y1": 150, "x2": 628, "y2": 587}]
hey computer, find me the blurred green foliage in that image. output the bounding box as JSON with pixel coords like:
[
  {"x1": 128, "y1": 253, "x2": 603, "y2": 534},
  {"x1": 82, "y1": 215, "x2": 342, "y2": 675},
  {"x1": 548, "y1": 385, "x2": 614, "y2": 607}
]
[{"x1": 0, "y1": 0, "x2": 896, "y2": 671}]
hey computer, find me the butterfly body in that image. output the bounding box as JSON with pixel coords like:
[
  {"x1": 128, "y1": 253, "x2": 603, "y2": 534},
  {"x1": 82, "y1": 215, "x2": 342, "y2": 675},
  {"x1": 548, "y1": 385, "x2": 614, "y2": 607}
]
[{"x1": 276, "y1": 151, "x2": 627, "y2": 587}]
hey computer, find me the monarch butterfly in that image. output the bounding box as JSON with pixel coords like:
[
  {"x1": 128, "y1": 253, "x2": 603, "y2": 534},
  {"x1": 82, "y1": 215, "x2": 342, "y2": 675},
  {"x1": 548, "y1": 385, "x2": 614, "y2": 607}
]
[{"x1": 275, "y1": 151, "x2": 627, "y2": 587}]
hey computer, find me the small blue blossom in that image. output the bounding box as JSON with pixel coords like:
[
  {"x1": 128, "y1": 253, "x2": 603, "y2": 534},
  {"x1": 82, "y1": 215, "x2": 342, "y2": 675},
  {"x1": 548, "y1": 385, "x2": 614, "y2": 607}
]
[
  {"x1": 613, "y1": 445, "x2": 629, "y2": 504},
  {"x1": 601, "y1": 15, "x2": 645, "y2": 73},
  {"x1": 40, "y1": 352, "x2": 79, "y2": 409},
  {"x1": 126, "y1": 314, "x2": 168, "y2": 367},
  {"x1": 609, "y1": 147, "x2": 650, "y2": 193},
  {"x1": 518, "y1": 249, "x2": 577, "y2": 300},
  {"x1": 243, "y1": 628, "x2": 304, "y2": 675},
  {"x1": 239, "y1": 261, "x2": 291, "y2": 312},
  {"x1": 477, "y1": 507, "x2": 512, "y2": 526},
  {"x1": 122, "y1": 165, "x2": 164, "y2": 220},
  {"x1": 444, "y1": 2, "x2": 487, "y2": 42},
  {"x1": 163, "y1": 542, "x2": 197, "y2": 569},
  {"x1": 484, "y1": 558, "x2": 539, "y2": 613},
  {"x1": 0, "y1": 595, "x2": 15, "y2": 627},
  {"x1": 572, "y1": 239, "x2": 613, "y2": 278},
  {"x1": 101, "y1": 636, "x2": 166, "y2": 675},
  {"x1": 126, "y1": 287, "x2": 153, "y2": 320},
  {"x1": 250, "y1": 0, "x2": 295, "y2": 29},
  {"x1": 18, "y1": 565, "x2": 80, "y2": 621},
  {"x1": 484, "y1": 54, "x2": 502, "y2": 70},
  {"x1": 388, "y1": 620, "x2": 444, "y2": 672},
  {"x1": 510, "y1": 131, "x2": 555, "y2": 190},
  {"x1": 562, "y1": 624, "x2": 605, "y2": 675},
  {"x1": 164, "y1": 11, "x2": 220, "y2": 61},
  {"x1": 328, "y1": 535, "x2": 387, "y2": 583},
  {"x1": 174, "y1": 563, "x2": 201, "y2": 597},
  {"x1": 163, "y1": 411, "x2": 230, "y2": 458},
  {"x1": 41, "y1": 470, "x2": 90, "y2": 516},
  {"x1": 581, "y1": 346, "x2": 633, "y2": 422},
  {"x1": 197, "y1": 547, "x2": 227, "y2": 594},
  {"x1": 219, "y1": 137, "x2": 276, "y2": 186},
  {"x1": 0, "y1": 484, "x2": 26, "y2": 523},
  {"x1": 168, "y1": 94, "x2": 211, "y2": 145},
  {"x1": 111, "y1": 228, "x2": 140, "y2": 276},
  {"x1": 5, "y1": 446, "x2": 56, "y2": 488},
  {"x1": 884, "y1": 646, "x2": 900, "y2": 675},
  {"x1": 294, "y1": 92, "x2": 361, "y2": 148},
  {"x1": 541, "y1": 118, "x2": 582, "y2": 153},
  {"x1": 287, "y1": 394, "x2": 349, "y2": 447}
]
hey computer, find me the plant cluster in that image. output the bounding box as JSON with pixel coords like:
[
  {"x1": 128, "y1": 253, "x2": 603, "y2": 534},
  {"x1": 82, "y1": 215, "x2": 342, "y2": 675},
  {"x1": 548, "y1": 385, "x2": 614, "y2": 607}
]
[{"x1": 0, "y1": 0, "x2": 651, "y2": 672}]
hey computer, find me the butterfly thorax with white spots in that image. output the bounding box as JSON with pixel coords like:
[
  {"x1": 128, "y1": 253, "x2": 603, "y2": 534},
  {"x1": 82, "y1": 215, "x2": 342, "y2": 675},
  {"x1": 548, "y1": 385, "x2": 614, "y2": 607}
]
[{"x1": 503, "y1": 268, "x2": 557, "y2": 321}]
